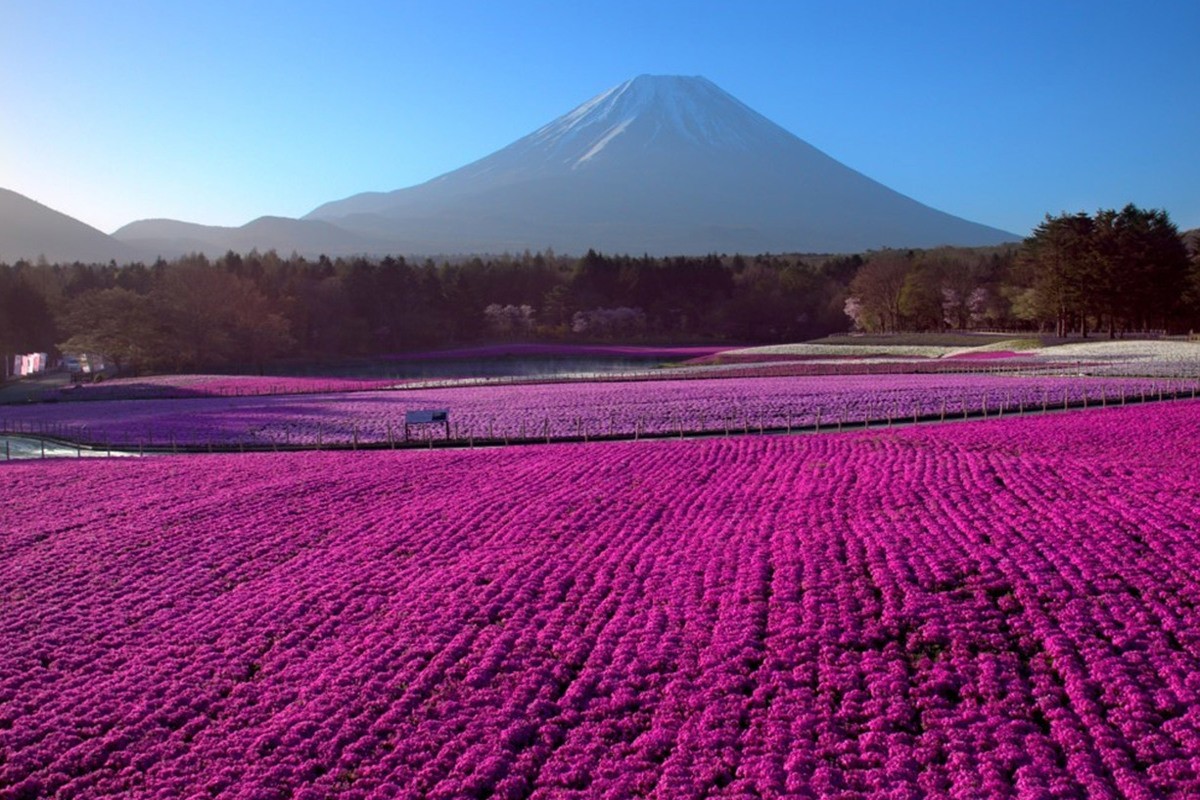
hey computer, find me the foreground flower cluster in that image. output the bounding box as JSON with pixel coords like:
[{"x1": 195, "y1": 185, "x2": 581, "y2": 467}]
[
  {"x1": 2, "y1": 373, "x2": 1190, "y2": 448},
  {"x1": 3, "y1": 402, "x2": 1200, "y2": 797}
]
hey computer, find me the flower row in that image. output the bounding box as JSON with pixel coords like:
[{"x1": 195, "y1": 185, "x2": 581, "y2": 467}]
[{"x1": 2, "y1": 402, "x2": 1199, "y2": 796}]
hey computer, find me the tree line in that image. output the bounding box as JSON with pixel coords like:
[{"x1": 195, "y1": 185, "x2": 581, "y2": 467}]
[
  {"x1": 1, "y1": 204, "x2": 1196, "y2": 375},
  {"x1": 845, "y1": 205, "x2": 1198, "y2": 337},
  {"x1": 0, "y1": 249, "x2": 854, "y2": 374}
]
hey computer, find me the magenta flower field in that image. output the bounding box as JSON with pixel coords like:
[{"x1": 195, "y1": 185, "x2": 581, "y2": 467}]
[
  {"x1": 2, "y1": 373, "x2": 1190, "y2": 448},
  {"x1": 3, "y1": 402, "x2": 1200, "y2": 797}
]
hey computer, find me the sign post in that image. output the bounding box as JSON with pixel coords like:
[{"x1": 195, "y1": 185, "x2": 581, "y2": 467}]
[{"x1": 404, "y1": 409, "x2": 450, "y2": 443}]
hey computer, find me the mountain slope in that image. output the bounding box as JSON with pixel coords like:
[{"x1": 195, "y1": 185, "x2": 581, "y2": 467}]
[
  {"x1": 0, "y1": 188, "x2": 144, "y2": 264},
  {"x1": 307, "y1": 75, "x2": 1018, "y2": 254}
]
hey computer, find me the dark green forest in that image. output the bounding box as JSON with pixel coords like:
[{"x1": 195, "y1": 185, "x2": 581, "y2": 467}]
[{"x1": 1, "y1": 205, "x2": 1197, "y2": 374}]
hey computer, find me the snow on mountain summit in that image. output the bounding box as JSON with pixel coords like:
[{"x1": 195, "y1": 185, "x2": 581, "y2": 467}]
[{"x1": 525, "y1": 75, "x2": 794, "y2": 166}]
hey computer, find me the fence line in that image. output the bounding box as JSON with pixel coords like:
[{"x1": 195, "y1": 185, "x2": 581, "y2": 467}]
[{"x1": 5, "y1": 379, "x2": 1199, "y2": 459}]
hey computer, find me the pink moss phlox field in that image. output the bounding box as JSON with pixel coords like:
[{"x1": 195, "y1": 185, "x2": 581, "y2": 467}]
[
  {"x1": 1, "y1": 373, "x2": 1187, "y2": 447},
  {"x1": 3, "y1": 402, "x2": 1200, "y2": 797},
  {"x1": 47, "y1": 375, "x2": 401, "y2": 402}
]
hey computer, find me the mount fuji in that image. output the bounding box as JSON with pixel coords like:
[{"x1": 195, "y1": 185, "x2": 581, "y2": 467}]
[{"x1": 115, "y1": 75, "x2": 1017, "y2": 258}]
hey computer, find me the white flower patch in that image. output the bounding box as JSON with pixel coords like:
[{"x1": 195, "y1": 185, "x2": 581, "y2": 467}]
[
  {"x1": 721, "y1": 343, "x2": 957, "y2": 359},
  {"x1": 1032, "y1": 340, "x2": 1200, "y2": 377}
]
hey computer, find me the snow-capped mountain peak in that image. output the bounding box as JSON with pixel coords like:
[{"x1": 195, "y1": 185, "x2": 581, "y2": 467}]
[
  {"x1": 298, "y1": 75, "x2": 1018, "y2": 255},
  {"x1": 523, "y1": 74, "x2": 792, "y2": 167}
]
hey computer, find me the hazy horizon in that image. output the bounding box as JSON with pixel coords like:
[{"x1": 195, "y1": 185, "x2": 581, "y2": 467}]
[{"x1": 2, "y1": 1, "x2": 1198, "y2": 237}]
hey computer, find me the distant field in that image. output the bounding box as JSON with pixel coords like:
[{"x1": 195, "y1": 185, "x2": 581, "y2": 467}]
[
  {"x1": 45, "y1": 375, "x2": 403, "y2": 403},
  {"x1": 3, "y1": 402, "x2": 1199, "y2": 797},
  {"x1": 394, "y1": 343, "x2": 735, "y2": 360},
  {"x1": 806, "y1": 332, "x2": 1025, "y2": 348}
]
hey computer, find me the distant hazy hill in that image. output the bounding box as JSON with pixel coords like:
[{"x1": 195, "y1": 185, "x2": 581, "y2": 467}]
[
  {"x1": 0, "y1": 188, "x2": 143, "y2": 264},
  {"x1": 113, "y1": 216, "x2": 393, "y2": 260},
  {"x1": 306, "y1": 75, "x2": 1019, "y2": 255}
]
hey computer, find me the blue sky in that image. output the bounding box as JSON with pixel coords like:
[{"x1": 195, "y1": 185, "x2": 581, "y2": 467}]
[{"x1": 2, "y1": 1, "x2": 1197, "y2": 237}]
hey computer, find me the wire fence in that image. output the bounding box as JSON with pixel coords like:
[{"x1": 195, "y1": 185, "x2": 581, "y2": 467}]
[{"x1": 5, "y1": 378, "x2": 1198, "y2": 460}]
